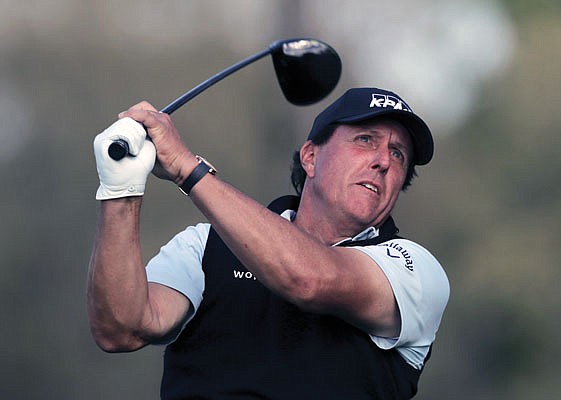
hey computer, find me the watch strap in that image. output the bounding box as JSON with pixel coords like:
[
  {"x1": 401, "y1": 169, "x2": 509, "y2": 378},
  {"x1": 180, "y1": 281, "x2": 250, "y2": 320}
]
[{"x1": 179, "y1": 158, "x2": 214, "y2": 195}]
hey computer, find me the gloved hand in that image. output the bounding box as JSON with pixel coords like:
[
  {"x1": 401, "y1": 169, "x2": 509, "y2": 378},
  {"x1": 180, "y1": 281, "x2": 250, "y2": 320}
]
[{"x1": 93, "y1": 117, "x2": 156, "y2": 200}]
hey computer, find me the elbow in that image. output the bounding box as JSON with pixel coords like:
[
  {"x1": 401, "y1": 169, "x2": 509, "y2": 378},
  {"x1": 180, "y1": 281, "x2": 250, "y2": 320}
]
[
  {"x1": 287, "y1": 276, "x2": 326, "y2": 313},
  {"x1": 94, "y1": 337, "x2": 124, "y2": 353},
  {"x1": 90, "y1": 325, "x2": 145, "y2": 353},
  {"x1": 93, "y1": 337, "x2": 128, "y2": 354},
  {"x1": 87, "y1": 304, "x2": 148, "y2": 352}
]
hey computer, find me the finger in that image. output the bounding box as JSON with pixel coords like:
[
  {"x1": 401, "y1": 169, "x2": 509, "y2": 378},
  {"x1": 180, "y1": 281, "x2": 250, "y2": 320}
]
[
  {"x1": 119, "y1": 108, "x2": 170, "y2": 134},
  {"x1": 121, "y1": 100, "x2": 158, "y2": 115},
  {"x1": 117, "y1": 101, "x2": 160, "y2": 125},
  {"x1": 98, "y1": 117, "x2": 147, "y2": 157},
  {"x1": 136, "y1": 139, "x2": 156, "y2": 171}
]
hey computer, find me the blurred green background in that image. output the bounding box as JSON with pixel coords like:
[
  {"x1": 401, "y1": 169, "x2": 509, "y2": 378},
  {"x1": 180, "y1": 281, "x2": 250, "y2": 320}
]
[{"x1": 1, "y1": 1, "x2": 560, "y2": 399}]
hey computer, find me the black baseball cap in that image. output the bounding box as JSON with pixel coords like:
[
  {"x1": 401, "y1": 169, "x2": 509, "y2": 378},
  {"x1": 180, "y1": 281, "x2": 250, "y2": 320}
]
[{"x1": 307, "y1": 87, "x2": 434, "y2": 165}]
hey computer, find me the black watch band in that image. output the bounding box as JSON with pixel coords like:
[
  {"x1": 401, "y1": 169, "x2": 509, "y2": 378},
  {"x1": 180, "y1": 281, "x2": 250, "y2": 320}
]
[{"x1": 179, "y1": 156, "x2": 217, "y2": 196}]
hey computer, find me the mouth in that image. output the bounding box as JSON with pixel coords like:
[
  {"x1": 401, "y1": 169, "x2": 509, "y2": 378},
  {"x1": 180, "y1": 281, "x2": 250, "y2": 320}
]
[{"x1": 360, "y1": 183, "x2": 379, "y2": 194}]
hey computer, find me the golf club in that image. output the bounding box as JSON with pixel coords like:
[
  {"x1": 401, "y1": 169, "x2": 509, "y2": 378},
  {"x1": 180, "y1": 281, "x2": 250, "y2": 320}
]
[{"x1": 108, "y1": 38, "x2": 342, "y2": 160}]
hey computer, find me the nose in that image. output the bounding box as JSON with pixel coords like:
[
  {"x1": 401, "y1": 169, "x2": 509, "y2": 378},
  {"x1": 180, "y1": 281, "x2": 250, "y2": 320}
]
[{"x1": 371, "y1": 149, "x2": 390, "y2": 173}]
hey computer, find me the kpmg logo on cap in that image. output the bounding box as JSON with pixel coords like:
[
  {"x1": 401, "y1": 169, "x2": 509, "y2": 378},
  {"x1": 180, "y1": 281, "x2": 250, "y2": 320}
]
[{"x1": 369, "y1": 93, "x2": 412, "y2": 113}]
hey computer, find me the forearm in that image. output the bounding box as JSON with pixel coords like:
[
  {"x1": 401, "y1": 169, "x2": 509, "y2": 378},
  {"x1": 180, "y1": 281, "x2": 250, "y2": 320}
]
[
  {"x1": 188, "y1": 175, "x2": 335, "y2": 307},
  {"x1": 87, "y1": 197, "x2": 150, "y2": 351},
  {"x1": 189, "y1": 177, "x2": 399, "y2": 335},
  {"x1": 114, "y1": 103, "x2": 331, "y2": 304}
]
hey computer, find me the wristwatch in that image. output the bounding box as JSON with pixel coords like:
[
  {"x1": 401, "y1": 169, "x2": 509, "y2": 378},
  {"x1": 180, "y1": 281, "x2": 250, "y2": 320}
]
[{"x1": 178, "y1": 155, "x2": 218, "y2": 196}]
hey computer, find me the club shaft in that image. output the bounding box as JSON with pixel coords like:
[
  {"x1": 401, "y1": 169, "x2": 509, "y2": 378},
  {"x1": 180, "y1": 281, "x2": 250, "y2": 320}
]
[
  {"x1": 160, "y1": 48, "x2": 271, "y2": 114},
  {"x1": 108, "y1": 48, "x2": 272, "y2": 160}
]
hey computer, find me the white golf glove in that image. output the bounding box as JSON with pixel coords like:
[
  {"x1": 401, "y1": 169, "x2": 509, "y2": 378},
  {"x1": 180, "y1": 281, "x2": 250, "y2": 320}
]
[{"x1": 93, "y1": 117, "x2": 156, "y2": 200}]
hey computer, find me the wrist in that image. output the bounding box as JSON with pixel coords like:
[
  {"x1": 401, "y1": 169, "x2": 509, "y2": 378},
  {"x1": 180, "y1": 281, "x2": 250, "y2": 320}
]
[
  {"x1": 178, "y1": 155, "x2": 218, "y2": 196},
  {"x1": 176, "y1": 154, "x2": 200, "y2": 186},
  {"x1": 96, "y1": 182, "x2": 147, "y2": 200}
]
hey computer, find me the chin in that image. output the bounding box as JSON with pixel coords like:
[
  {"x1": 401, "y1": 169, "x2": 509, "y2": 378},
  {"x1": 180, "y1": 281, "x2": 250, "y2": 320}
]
[{"x1": 353, "y1": 212, "x2": 383, "y2": 229}]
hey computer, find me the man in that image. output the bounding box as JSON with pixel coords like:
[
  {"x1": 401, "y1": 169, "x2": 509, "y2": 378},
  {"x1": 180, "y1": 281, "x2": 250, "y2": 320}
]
[{"x1": 88, "y1": 87, "x2": 449, "y2": 399}]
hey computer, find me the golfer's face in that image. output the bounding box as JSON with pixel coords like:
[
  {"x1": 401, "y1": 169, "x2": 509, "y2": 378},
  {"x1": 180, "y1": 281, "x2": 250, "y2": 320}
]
[{"x1": 308, "y1": 119, "x2": 412, "y2": 230}]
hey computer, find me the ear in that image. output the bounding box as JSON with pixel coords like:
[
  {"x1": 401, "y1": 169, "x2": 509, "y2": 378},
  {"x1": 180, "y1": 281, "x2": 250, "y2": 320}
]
[{"x1": 300, "y1": 140, "x2": 317, "y2": 178}]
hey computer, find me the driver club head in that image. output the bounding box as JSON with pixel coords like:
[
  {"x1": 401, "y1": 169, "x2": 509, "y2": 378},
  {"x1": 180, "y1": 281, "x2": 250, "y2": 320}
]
[{"x1": 269, "y1": 39, "x2": 342, "y2": 106}]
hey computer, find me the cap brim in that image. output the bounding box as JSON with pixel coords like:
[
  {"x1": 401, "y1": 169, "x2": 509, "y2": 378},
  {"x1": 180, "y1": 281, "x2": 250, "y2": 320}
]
[{"x1": 337, "y1": 109, "x2": 434, "y2": 165}]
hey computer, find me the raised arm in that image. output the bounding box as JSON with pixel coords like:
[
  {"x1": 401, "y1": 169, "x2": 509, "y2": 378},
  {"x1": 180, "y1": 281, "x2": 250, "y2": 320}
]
[
  {"x1": 87, "y1": 119, "x2": 189, "y2": 352},
  {"x1": 190, "y1": 183, "x2": 400, "y2": 337}
]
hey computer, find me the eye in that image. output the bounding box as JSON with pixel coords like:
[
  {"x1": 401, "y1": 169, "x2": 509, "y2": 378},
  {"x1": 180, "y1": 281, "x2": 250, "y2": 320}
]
[
  {"x1": 390, "y1": 148, "x2": 403, "y2": 160},
  {"x1": 355, "y1": 135, "x2": 372, "y2": 143}
]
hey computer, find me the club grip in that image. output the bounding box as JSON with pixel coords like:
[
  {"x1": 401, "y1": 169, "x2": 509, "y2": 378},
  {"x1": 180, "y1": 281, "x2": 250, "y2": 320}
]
[{"x1": 108, "y1": 139, "x2": 130, "y2": 161}]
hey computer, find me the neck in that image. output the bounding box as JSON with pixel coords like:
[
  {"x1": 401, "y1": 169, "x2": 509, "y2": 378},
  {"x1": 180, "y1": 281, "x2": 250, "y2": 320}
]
[
  {"x1": 293, "y1": 213, "x2": 343, "y2": 246},
  {"x1": 294, "y1": 194, "x2": 369, "y2": 246}
]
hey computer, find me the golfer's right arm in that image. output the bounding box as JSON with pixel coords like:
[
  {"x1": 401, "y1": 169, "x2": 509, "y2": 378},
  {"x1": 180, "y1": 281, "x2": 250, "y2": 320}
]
[{"x1": 87, "y1": 118, "x2": 189, "y2": 352}]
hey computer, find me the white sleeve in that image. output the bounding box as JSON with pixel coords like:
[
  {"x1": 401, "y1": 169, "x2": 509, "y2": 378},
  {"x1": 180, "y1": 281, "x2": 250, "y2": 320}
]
[
  {"x1": 353, "y1": 238, "x2": 450, "y2": 369},
  {"x1": 146, "y1": 223, "x2": 210, "y2": 330}
]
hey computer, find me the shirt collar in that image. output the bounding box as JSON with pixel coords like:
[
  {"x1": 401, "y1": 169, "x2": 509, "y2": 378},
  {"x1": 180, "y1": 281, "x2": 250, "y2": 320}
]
[
  {"x1": 332, "y1": 226, "x2": 379, "y2": 246},
  {"x1": 280, "y1": 209, "x2": 380, "y2": 246},
  {"x1": 280, "y1": 209, "x2": 296, "y2": 222}
]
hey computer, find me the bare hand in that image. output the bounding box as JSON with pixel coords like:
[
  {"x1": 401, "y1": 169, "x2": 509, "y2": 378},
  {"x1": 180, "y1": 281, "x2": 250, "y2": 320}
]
[{"x1": 118, "y1": 102, "x2": 196, "y2": 184}]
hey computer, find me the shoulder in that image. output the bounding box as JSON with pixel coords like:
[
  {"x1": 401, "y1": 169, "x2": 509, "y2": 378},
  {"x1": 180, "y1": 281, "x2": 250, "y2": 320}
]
[
  {"x1": 360, "y1": 238, "x2": 449, "y2": 307},
  {"x1": 146, "y1": 222, "x2": 211, "y2": 293},
  {"x1": 162, "y1": 223, "x2": 211, "y2": 252},
  {"x1": 355, "y1": 238, "x2": 447, "y2": 284},
  {"x1": 145, "y1": 223, "x2": 211, "y2": 333},
  {"x1": 353, "y1": 239, "x2": 450, "y2": 337}
]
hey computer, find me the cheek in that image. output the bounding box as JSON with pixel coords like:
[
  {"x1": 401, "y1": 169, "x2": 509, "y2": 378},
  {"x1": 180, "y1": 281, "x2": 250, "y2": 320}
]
[
  {"x1": 313, "y1": 149, "x2": 340, "y2": 176},
  {"x1": 388, "y1": 169, "x2": 407, "y2": 193}
]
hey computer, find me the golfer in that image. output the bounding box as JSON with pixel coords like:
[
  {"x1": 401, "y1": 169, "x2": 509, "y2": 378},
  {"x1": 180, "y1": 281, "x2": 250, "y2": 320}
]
[{"x1": 88, "y1": 87, "x2": 449, "y2": 399}]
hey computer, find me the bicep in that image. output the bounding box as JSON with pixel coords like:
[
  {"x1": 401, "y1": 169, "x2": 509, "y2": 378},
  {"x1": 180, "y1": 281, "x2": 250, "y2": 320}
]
[
  {"x1": 318, "y1": 247, "x2": 401, "y2": 338},
  {"x1": 141, "y1": 223, "x2": 209, "y2": 344},
  {"x1": 141, "y1": 282, "x2": 191, "y2": 344}
]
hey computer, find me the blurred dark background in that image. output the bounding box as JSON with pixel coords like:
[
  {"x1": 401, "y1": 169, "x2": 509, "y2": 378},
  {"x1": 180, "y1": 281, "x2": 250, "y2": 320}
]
[{"x1": 1, "y1": 1, "x2": 560, "y2": 399}]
